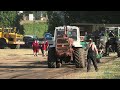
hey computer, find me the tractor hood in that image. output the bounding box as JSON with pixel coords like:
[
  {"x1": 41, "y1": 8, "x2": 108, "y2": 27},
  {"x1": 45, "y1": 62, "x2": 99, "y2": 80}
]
[{"x1": 73, "y1": 41, "x2": 82, "y2": 47}]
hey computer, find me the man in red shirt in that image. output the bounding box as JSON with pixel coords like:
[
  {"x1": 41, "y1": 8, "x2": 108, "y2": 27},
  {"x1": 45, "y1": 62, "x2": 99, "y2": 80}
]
[
  {"x1": 32, "y1": 40, "x2": 39, "y2": 56},
  {"x1": 45, "y1": 39, "x2": 49, "y2": 52}
]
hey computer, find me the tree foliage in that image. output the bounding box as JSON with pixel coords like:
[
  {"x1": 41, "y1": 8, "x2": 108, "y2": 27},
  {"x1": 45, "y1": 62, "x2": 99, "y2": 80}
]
[
  {"x1": 0, "y1": 11, "x2": 24, "y2": 34},
  {"x1": 46, "y1": 11, "x2": 120, "y2": 35},
  {"x1": 0, "y1": 11, "x2": 17, "y2": 27},
  {"x1": 64, "y1": 11, "x2": 120, "y2": 24},
  {"x1": 47, "y1": 11, "x2": 64, "y2": 35}
]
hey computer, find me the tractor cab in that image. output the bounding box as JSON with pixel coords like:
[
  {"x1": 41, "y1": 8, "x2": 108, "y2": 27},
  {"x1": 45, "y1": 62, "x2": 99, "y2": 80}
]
[
  {"x1": 105, "y1": 27, "x2": 120, "y2": 38},
  {"x1": 104, "y1": 27, "x2": 120, "y2": 57},
  {"x1": 53, "y1": 26, "x2": 82, "y2": 48}
]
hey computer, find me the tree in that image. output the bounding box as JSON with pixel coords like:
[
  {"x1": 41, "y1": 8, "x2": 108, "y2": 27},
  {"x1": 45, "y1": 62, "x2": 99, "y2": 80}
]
[
  {"x1": 0, "y1": 11, "x2": 24, "y2": 34},
  {"x1": 0, "y1": 11, "x2": 17, "y2": 27},
  {"x1": 64, "y1": 11, "x2": 120, "y2": 24},
  {"x1": 47, "y1": 11, "x2": 64, "y2": 35},
  {"x1": 46, "y1": 11, "x2": 120, "y2": 35}
]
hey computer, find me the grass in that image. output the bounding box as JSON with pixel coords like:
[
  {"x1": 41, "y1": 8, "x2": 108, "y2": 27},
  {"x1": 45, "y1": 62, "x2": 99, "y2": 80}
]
[
  {"x1": 97, "y1": 58, "x2": 120, "y2": 79},
  {"x1": 23, "y1": 22, "x2": 48, "y2": 38},
  {"x1": 56, "y1": 54, "x2": 120, "y2": 79}
]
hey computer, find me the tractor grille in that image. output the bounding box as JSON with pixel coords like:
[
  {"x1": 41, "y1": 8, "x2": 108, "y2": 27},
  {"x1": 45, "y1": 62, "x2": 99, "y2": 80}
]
[
  {"x1": 56, "y1": 38, "x2": 69, "y2": 50},
  {"x1": 56, "y1": 44, "x2": 69, "y2": 51},
  {"x1": 56, "y1": 38, "x2": 73, "y2": 57},
  {"x1": 57, "y1": 38, "x2": 68, "y2": 44}
]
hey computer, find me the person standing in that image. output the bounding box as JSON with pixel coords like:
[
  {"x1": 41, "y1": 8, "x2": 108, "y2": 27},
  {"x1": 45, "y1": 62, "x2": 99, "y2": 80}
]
[
  {"x1": 39, "y1": 42, "x2": 43, "y2": 56},
  {"x1": 41, "y1": 41, "x2": 47, "y2": 56},
  {"x1": 105, "y1": 39, "x2": 110, "y2": 56},
  {"x1": 32, "y1": 40, "x2": 40, "y2": 56},
  {"x1": 86, "y1": 38, "x2": 99, "y2": 72},
  {"x1": 45, "y1": 39, "x2": 49, "y2": 52}
]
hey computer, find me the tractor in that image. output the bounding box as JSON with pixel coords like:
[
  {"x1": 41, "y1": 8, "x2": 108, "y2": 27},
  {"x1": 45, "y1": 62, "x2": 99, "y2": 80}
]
[
  {"x1": 0, "y1": 27, "x2": 25, "y2": 49},
  {"x1": 95, "y1": 27, "x2": 120, "y2": 57},
  {"x1": 47, "y1": 26, "x2": 87, "y2": 68},
  {"x1": 105, "y1": 27, "x2": 120, "y2": 57}
]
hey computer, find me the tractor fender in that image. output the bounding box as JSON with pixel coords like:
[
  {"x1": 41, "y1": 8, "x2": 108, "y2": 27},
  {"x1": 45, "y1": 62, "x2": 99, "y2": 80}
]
[{"x1": 49, "y1": 44, "x2": 55, "y2": 48}]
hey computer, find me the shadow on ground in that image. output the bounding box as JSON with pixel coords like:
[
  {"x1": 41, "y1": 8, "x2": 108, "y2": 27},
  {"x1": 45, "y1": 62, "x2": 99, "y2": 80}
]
[
  {"x1": 0, "y1": 61, "x2": 48, "y2": 68},
  {"x1": 24, "y1": 54, "x2": 42, "y2": 55}
]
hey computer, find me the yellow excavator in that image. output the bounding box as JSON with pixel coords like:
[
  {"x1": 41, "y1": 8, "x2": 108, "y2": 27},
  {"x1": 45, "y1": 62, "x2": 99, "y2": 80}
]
[{"x1": 0, "y1": 27, "x2": 25, "y2": 49}]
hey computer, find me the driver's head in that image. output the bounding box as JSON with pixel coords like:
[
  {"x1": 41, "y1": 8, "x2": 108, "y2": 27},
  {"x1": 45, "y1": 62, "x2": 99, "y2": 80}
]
[{"x1": 89, "y1": 38, "x2": 93, "y2": 42}]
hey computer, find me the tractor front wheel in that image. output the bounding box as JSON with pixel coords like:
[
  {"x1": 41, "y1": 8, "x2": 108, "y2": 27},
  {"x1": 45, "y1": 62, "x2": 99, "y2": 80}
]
[
  {"x1": 74, "y1": 48, "x2": 86, "y2": 68},
  {"x1": 116, "y1": 42, "x2": 120, "y2": 57},
  {"x1": 48, "y1": 48, "x2": 57, "y2": 68}
]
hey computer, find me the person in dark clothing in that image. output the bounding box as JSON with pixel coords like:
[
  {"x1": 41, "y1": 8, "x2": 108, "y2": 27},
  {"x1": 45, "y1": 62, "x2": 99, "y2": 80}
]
[
  {"x1": 86, "y1": 38, "x2": 99, "y2": 72},
  {"x1": 40, "y1": 43, "x2": 43, "y2": 55},
  {"x1": 105, "y1": 39, "x2": 110, "y2": 56},
  {"x1": 112, "y1": 38, "x2": 117, "y2": 53}
]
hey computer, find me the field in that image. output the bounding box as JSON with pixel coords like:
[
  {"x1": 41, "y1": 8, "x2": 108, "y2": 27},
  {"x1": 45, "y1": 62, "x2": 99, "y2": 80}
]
[{"x1": 0, "y1": 49, "x2": 119, "y2": 79}]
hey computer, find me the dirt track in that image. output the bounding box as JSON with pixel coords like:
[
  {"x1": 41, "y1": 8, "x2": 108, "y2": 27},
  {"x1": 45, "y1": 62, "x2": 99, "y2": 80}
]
[{"x1": 0, "y1": 49, "x2": 119, "y2": 79}]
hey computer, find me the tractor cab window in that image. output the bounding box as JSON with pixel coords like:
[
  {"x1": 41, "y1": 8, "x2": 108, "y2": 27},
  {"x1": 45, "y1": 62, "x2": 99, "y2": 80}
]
[
  {"x1": 114, "y1": 28, "x2": 118, "y2": 36},
  {"x1": 67, "y1": 29, "x2": 77, "y2": 40},
  {"x1": 56, "y1": 29, "x2": 65, "y2": 37},
  {"x1": 0, "y1": 28, "x2": 2, "y2": 32},
  {"x1": 11, "y1": 28, "x2": 15, "y2": 33},
  {"x1": 108, "y1": 30, "x2": 115, "y2": 37},
  {"x1": 106, "y1": 28, "x2": 116, "y2": 37},
  {"x1": 119, "y1": 29, "x2": 120, "y2": 36},
  {"x1": 4, "y1": 29, "x2": 9, "y2": 33}
]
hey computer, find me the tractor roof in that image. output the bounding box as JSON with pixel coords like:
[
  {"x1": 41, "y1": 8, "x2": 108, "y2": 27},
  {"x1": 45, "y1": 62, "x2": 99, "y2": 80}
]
[{"x1": 55, "y1": 26, "x2": 78, "y2": 30}]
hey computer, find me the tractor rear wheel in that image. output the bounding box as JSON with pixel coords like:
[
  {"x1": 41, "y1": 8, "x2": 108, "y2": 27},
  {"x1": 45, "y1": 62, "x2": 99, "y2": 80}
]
[
  {"x1": 48, "y1": 48, "x2": 57, "y2": 68},
  {"x1": 74, "y1": 48, "x2": 86, "y2": 68},
  {"x1": 116, "y1": 42, "x2": 120, "y2": 57}
]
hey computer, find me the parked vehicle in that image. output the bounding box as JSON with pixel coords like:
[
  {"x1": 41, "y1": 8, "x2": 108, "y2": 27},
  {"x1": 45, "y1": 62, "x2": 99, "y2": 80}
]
[
  {"x1": 23, "y1": 35, "x2": 39, "y2": 48},
  {"x1": 44, "y1": 33, "x2": 54, "y2": 45}
]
